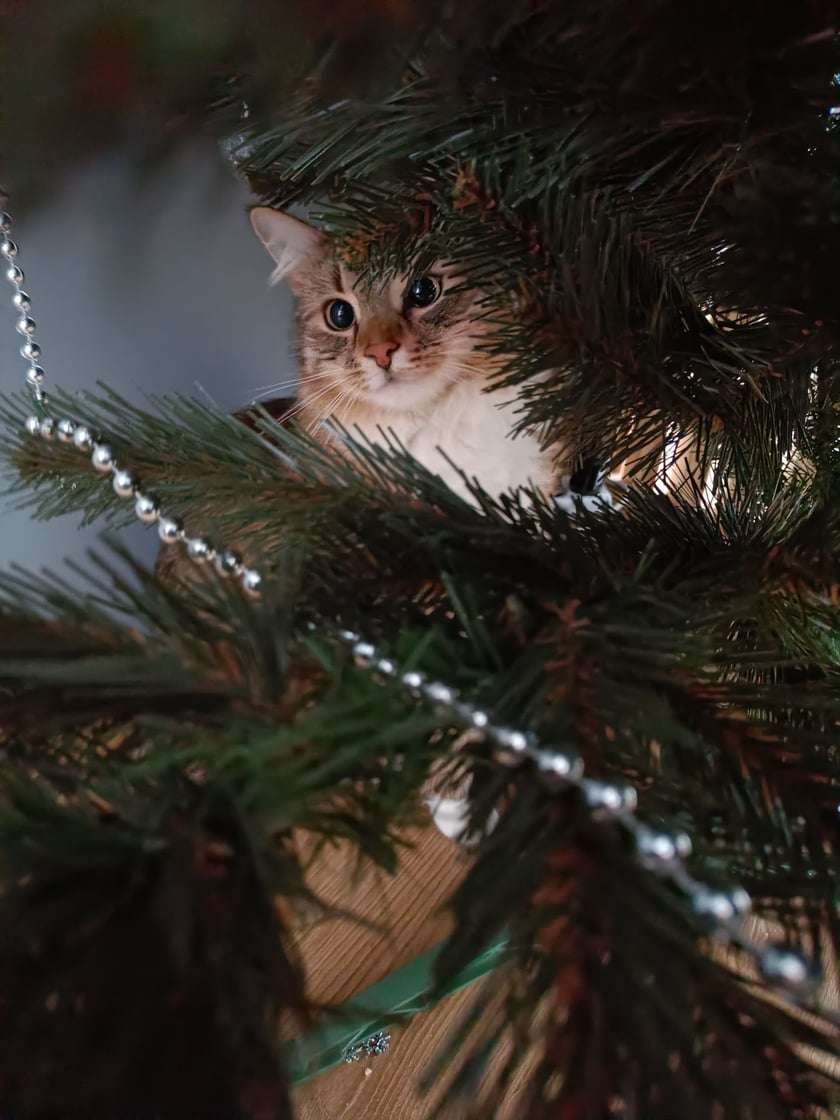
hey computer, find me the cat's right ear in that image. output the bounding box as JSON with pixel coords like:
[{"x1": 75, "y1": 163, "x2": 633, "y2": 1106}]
[{"x1": 249, "y1": 207, "x2": 324, "y2": 287}]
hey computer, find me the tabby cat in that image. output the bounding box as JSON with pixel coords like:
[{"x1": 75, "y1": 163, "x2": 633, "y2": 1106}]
[{"x1": 249, "y1": 207, "x2": 562, "y2": 504}]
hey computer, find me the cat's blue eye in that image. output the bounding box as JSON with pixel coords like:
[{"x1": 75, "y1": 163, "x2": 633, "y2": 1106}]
[
  {"x1": 325, "y1": 299, "x2": 355, "y2": 330},
  {"x1": 406, "y1": 276, "x2": 441, "y2": 308}
]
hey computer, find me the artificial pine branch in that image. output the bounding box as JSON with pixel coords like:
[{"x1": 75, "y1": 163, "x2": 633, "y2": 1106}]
[
  {"x1": 5, "y1": 395, "x2": 840, "y2": 853},
  {"x1": 0, "y1": 773, "x2": 306, "y2": 1120},
  {"x1": 7, "y1": 408, "x2": 840, "y2": 1112},
  {"x1": 3, "y1": 1, "x2": 840, "y2": 1115},
  {"x1": 0, "y1": 548, "x2": 466, "y2": 1118},
  {"x1": 434, "y1": 782, "x2": 840, "y2": 1120}
]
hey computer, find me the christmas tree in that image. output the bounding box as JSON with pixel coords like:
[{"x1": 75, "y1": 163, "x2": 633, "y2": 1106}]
[{"x1": 2, "y1": 2, "x2": 840, "y2": 1117}]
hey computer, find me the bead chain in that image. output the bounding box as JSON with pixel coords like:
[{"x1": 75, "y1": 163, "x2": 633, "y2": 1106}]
[
  {"x1": 1, "y1": 211, "x2": 46, "y2": 403},
  {"x1": 1, "y1": 208, "x2": 829, "y2": 1011},
  {"x1": 1, "y1": 209, "x2": 263, "y2": 598}
]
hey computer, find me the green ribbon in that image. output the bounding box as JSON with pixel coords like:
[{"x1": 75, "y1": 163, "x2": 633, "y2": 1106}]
[{"x1": 284, "y1": 933, "x2": 511, "y2": 1085}]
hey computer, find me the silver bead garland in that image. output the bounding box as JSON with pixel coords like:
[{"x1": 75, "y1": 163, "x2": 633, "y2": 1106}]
[
  {"x1": 324, "y1": 625, "x2": 829, "y2": 1014},
  {"x1": 1, "y1": 211, "x2": 46, "y2": 403},
  {"x1": 0, "y1": 206, "x2": 282, "y2": 619},
  {"x1": 2, "y1": 206, "x2": 832, "y2": 1019}
]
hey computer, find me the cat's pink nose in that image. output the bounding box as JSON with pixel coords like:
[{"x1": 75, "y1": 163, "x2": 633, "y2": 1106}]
[{"x1": 364, "y1": 339, "x2": 400, "y2": 370}]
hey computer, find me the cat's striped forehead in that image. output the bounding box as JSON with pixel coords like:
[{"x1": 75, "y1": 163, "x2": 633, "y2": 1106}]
[
  {"x1": 294, "y1": 245, "x2": 453, "y2": 314},
  {"x1": 250, "y1": 206, "x2": 466, "y2": 312}
]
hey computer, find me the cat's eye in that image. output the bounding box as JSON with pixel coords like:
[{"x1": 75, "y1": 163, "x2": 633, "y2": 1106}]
[
  {"x1": 405, "y1": 276, "x2": 441, "y2": 309},
  {"x1": 325, "y1": 299, "x2": 355, "y2": 331}
]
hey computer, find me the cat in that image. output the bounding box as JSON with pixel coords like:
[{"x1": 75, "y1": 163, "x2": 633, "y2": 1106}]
[{"x1": 249, "y1": 206, "x2": 562, "y2": 505}]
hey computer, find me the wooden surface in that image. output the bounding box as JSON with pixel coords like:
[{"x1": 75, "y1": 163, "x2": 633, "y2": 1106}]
[
  {"x1": 287, "y1": 826, "x2": 840, "y2": 1117},
  {"x1": 289, "y1": 821, "x2": 532, "y2": 1119}
]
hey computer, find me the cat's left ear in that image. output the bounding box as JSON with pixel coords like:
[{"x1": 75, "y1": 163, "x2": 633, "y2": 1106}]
[{"x1": 249, "y1": 206, "x2": 325, "y2": 286}]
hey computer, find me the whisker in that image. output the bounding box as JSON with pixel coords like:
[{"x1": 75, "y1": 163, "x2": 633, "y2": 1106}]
[
  {"x1": 248, "y1": 371, "x2": 334, "y2": 404},
  {"x1": 247, "y1": 381, "x2": 295, "y2": 399},
  {"x1": 248, "y1": 379, "x2": 305, "y2": 401},
  {"x1": 304, "y1": 385, "x2": 358, "y2": 435},
  {"x1": 279, "y1": 380, "x2": 342, "y2": 419},
  {"x1": 280, "y1": 400, "x2": 307, "y2": 418},
  {"x1": 313, "y1": 385, "x2": 351, "y2": 423},
  {"x1": 448, "y1": 362, "x2": 493, "y2": 378},
  {"x1": 293, "y1": 382, "x2": 346, "y2": 428},
  {"x1": 283, "y1": 394, "x2": 329, "y2": 422}
]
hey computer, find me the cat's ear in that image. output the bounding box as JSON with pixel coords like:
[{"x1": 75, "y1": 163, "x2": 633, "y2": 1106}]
[{"x1": 249, "y1": 207, "x2": 324, "y2": 287}]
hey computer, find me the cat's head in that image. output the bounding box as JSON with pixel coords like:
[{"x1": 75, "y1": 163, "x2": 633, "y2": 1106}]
[{"x1": 251, "y1": 207, "x2": 489, "y2": 418}]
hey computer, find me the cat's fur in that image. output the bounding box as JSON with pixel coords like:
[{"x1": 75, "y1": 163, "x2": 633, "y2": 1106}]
[{"x1": 250, "y1": 207, "x2": 559, "y2": 503}]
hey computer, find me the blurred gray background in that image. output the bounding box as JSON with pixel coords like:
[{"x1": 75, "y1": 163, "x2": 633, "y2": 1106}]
[{"x1": 0, "y1": 142, "x2": 295, "y2": 575}]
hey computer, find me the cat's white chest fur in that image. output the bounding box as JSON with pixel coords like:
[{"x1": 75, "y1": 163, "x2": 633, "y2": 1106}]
[{"x1": 346, "y1": 379, "x2": 551, "y2": 503}]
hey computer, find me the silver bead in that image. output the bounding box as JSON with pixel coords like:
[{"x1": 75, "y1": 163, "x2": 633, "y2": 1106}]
[
  {"x1": 21, "y1": 341, "x2": 40, "y2": 361},
  {"x1": 24, "y1": 415, "x2": 40, "y2": 435},
  {"x1": 492, "y1": 727, "x2": 530, "y2": 753},
  {"x1": 0, "y1": 212, "x2": 10, "y2": 232},
  {"x1": 535, "y1": 749, "x2": 585, "y2": 783},
  {"x1": 583, "y1": 780, "x2": 635, "y2": 815},
  {"x1": 72, "y1": 425, "x2": 93, "y2": 451},
  {"x1": 15, "y1": 315, "x2": 35, "y2": 336},
  {"x1": 635, "y1": 829, "x2": 677, "y2": 865},
  {"x1": 6, "y1": 265, "x2": 23, "y2": 284},
  {"x1": 452, "y1": 699, "x2": 488, "y2": 729},
  {"x1": 12, "y1": 289, "x2": 30, "y2": 310},
  {"x1": 241, "y1": 569, "x2": 262, "y2": 598},
  {"x1": 693, "y1": 890, "x2": 736, "y2": 924},
  {"x1": 25, "y1": 365, "x2": 45, "y2": 387},
  {"x1": 39, "y1": 417, "x2": 55, "y2": 440},
  {"x1": 91, "y1": 444, "x2": 115, "y2": 472},
  {"x1": 620, "y1": 786, "x2": 638, "y2": 812},
  {"x1": 451, "y1": 699, "x2": 474, "y2": 723},
  {"x1": 376, "y1": 657, "x2": 397, "y2": 677},
  {"x1": 186, "y1": 537, "x2": 215, "y2": 563},
  {"x1": 336, "y1": 628, "x2": 360, "y2": 644},
  {"x1": 401, "y1": 669, "x2": 426, "y2": 693},
  {"x1": 112, "y1": 469, "x2": 136, "y2": 498},
  {"x1": 215, "y1": 549, "x2": 242, "y2": 576},
  {"x1": 134, "y1": 493, "x2": 159, "y2": 522},
  {"x1": 674, "y1": 832, "x2": 693, "y2": 859},
  {"x1": 157, "y1": 516, "x2": 183, "y2": 544},
  {"x1": 352, "y1": 641, "x2": 376, "y2": 667},
  {"x1": 1, "y1": 239, "x2": 18, "y2": 259},
  {"x1": 729, "y1": 887, "x2": 751, "y2": 915},
  {"x1": 56, "y1": 418, "x2": 76, "y2": 443},
  {"x1": 423, "y1": 680, "x2": 458, "y2": 706},
  {"x1": 759, "y1": 944, "x2": 819, "y2": 994}
]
